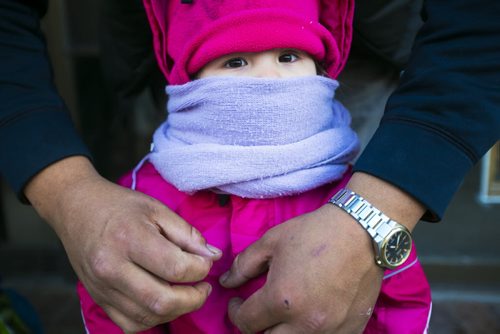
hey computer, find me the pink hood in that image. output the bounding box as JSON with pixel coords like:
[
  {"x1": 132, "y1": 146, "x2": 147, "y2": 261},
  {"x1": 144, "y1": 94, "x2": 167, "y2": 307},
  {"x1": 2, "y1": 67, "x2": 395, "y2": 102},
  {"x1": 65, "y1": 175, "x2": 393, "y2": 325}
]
[{"x1": 143, "y1": 0, "x2": 354, "y2": 84}]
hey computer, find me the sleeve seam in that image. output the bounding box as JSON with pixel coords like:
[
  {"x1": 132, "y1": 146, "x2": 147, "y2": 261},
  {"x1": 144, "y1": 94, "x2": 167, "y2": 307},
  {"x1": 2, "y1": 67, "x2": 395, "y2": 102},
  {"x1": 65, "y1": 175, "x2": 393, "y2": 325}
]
[
  {"x1": 382, "y1": 116, "x2": 479, "y2": 163},
  {"x1": 0, "y1": 105, "x2": 66, "y2": 128}
]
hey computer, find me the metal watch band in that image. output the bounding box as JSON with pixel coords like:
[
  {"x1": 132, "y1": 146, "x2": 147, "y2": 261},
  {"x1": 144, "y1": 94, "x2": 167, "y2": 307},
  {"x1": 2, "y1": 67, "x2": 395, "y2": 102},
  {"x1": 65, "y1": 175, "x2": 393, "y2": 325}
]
[{"x1": 329, "y1": 188, "x2": 403, "y2": 245}]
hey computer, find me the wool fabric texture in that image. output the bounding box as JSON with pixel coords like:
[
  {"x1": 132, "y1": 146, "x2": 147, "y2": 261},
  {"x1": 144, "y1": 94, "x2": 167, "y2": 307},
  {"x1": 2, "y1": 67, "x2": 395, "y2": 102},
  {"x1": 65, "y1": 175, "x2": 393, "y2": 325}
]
[
  {"x1": 149, "y1": 75, "x2": 360, "y2": 198},
  {"x1": 142, "y1": 0, "x2": 354, "y2": 84}
]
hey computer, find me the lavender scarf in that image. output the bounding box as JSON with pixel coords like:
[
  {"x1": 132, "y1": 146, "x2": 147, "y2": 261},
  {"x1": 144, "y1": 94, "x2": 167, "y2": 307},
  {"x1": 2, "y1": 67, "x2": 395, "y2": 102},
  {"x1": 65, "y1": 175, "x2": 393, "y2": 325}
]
[{"x1": 149, "y1": 75, "x2": 359, "y2": 198}]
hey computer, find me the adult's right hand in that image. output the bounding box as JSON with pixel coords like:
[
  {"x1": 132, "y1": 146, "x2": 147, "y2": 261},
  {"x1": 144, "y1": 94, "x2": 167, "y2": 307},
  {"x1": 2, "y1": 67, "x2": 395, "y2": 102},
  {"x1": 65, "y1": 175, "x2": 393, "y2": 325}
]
[{"x1": 25, "y1": 156, "x2": 222, "y2": 333}]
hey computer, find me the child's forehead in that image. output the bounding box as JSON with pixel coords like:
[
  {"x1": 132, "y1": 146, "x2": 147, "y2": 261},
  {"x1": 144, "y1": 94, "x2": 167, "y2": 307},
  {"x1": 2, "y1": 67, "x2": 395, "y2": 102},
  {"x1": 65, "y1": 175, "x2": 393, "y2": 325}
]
[{"x1": 220, "y1": 48, "x2": 312, "y2": 57}]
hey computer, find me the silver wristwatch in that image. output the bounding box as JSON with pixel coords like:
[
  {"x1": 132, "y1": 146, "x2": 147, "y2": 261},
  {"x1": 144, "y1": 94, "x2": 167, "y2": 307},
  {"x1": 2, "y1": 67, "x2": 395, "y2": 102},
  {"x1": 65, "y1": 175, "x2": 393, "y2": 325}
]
[{"x1": 329, "y1": 188, "x2": 412, "y2": 269}]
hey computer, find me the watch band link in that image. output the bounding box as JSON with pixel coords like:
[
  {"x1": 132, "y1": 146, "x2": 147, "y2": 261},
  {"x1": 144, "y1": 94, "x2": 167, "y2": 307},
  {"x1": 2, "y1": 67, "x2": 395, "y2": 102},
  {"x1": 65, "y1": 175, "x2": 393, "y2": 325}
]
[{"x1": 329, "y1": 188, "x2": 400, "y2": 245}]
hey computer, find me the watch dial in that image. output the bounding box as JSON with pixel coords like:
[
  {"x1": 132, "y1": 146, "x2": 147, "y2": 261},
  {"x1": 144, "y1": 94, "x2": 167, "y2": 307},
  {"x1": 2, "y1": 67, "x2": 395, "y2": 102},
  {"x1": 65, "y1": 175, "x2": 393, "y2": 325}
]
[{"x1": 384, "y1": 230, "x2": 411, "y2": 266}]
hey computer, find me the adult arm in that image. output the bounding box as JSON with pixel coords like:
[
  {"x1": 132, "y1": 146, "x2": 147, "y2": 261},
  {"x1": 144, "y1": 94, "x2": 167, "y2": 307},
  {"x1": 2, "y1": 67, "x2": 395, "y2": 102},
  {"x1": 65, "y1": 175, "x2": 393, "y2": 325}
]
[
  {"x1": 221, "y1": 0, "x2": 500, "y2": 332},
  {"x1": 0, "y1": 0, "x2": 89, "y2": 196},
  {"x1": 355, "y1": 0, "x2": 500, "y2": 221},
  {"x1": 1, "y1": 1, "x2": 221, "y2": 332}
]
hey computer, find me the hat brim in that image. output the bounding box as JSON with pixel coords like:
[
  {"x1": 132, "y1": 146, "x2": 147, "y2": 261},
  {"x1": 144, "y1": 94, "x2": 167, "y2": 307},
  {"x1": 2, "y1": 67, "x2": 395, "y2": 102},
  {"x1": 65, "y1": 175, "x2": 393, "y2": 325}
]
[{"x1": 170, "y1": 9, "x2": 340, "y2": 84}]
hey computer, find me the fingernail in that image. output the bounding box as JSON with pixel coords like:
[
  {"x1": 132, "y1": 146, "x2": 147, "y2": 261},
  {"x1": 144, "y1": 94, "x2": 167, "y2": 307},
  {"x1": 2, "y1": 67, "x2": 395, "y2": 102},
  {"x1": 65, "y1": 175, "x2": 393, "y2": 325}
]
[
  {"x1": 207, "y1": 284, "x2": 213, "y2": 296},
  {"x1": 206, "y1": 244, "x2": 222, "y2": 255},
  {"x1": 220, "y1": 271, "x2": 229, "y2": 283},
  {"x1": 228, "y1": 297, "x2": 241, "y2": 308}
]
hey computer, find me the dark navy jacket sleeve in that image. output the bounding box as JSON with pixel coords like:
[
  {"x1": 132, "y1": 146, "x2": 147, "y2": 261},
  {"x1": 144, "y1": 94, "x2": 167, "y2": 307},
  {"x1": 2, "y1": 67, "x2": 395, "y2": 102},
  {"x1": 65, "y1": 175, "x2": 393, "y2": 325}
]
[
  {"x1": 0, "y1": 0, "x2": 91, "y2": 200},
  {"x1": 353, "y1": 0, "x2": 500, "y2": 221}
]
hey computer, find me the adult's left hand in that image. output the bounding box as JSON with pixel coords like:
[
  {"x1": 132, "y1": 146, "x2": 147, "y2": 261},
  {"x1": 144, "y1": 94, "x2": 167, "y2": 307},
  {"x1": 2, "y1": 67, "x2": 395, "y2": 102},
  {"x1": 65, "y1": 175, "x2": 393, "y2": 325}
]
[
  {"x1": 220, "y1": 203, "x2": 382, "y2": 333},
  {"x1": 220, "y1": 172, "x2": 424, "y2": 333}
]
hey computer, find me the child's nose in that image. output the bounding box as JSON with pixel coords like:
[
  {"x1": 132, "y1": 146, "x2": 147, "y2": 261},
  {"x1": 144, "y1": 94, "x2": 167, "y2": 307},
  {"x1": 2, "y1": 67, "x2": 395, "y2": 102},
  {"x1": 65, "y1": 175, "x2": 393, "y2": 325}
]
[{"x1": 253, "y1": 62, "x2": 282, "y2": 78}]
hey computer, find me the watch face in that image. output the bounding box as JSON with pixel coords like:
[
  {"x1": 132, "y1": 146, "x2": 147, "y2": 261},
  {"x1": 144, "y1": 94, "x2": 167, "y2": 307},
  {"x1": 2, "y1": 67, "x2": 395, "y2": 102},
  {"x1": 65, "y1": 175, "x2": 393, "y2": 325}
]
[{"x1": 382, "y1": 229, "x2": 412, "y2": 267}]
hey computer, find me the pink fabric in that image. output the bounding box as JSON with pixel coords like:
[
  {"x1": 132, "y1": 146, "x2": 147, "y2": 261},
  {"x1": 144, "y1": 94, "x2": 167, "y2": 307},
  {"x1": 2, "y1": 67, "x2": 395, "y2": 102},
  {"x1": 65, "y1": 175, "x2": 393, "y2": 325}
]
[
  {"x1": 79, "y1": 162, "x2": 432, "y2": 333},
  {"x1": 142, "y1": 0, "x2": 354, "y2": 84}
]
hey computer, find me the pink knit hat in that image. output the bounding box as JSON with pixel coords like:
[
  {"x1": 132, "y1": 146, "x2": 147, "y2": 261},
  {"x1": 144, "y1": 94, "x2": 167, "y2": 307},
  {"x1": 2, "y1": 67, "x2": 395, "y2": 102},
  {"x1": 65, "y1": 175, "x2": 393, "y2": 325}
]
[{"x1": 143, "y1": 0, "x2": 354, "y2": 85}]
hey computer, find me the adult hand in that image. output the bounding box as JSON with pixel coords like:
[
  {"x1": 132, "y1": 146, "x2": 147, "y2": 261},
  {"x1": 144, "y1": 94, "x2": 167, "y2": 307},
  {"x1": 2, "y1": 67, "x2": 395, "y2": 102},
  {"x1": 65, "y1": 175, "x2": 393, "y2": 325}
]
[
  {"x1": 26, "y1": 157, "x2": 222, "y2": 333},
  {"x1": 221, "y1": 205, "x2": 381, "y2": 333},
  {"x1": 220, "y1": 172, "x2": 424, "y2": 333}
]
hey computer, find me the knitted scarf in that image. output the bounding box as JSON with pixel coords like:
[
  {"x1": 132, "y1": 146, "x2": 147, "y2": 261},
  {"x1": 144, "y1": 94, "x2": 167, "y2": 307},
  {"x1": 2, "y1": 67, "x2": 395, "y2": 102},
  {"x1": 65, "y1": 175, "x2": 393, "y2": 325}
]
[{"x1": 149, "y1": 75, "x2": 359, "y2": 198}]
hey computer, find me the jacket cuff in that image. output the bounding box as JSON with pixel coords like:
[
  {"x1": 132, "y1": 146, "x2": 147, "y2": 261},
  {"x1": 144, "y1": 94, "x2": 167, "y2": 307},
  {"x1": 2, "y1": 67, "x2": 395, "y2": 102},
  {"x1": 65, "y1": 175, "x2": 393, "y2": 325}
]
[
  {"x1": 0, "y1": 107, "x2": 91, "y2": 201},
  {"x1": 353, "y1": 119, "x2": 474, "y2": 221}
]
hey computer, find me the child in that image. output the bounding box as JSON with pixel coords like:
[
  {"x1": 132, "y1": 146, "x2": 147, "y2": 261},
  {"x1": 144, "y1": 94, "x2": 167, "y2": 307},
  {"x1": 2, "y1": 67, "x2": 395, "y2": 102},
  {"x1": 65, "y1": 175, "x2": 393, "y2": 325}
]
[{"x1": 78, "y1": 0, "x2": 432, "y2": 333}]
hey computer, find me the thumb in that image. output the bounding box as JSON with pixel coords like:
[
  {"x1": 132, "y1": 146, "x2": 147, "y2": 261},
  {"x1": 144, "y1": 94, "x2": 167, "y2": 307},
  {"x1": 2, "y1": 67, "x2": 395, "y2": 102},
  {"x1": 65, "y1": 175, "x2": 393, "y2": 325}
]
[
  {"x1": 148, "y1": 197, "x2": 222, "y2": 259},
  {"x1": 219, "y1": 237, "x2": 273, "y2": 288}
]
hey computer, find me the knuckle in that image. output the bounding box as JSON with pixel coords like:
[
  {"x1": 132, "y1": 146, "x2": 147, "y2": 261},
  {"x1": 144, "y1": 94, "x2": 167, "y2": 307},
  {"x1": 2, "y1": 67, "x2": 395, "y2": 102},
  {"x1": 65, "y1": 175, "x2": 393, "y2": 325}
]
[
  {"x1": 148, "y1": 294, "x2": 180, "y2": 321},
  {"x1": 111, "y1": 313, "x2": 151, "y2": 334},
  {"x1": 267, "y1": 287, "x2": 332, "y2": 332},
  {"x1": 121, "y1": 322, "x2": 147, "y2": 334},
  {"x1": 143, "y1": 196, "x2": 162, "y2": 219},
  {"x1": 171, "y1": 258, "x2": 189, "y2": 281},
  {"x1": 302, "y1": 311, "x2": 329, "y2": 332},
  {"x1": 147, "y1": 292, "x2": 175, "y2": 317},
  {"x1": 113, "y1": 224, "x2": 133, "y2": 245},
  {"x1": 135, "y1": 310, "x2": 158, "y2": 329},
  {"x1": 191, "y1": 290, "x2": 207, "y2": 311},
  {"x1": 90, "y1": 250, "x2": 116, "y2": 280}
]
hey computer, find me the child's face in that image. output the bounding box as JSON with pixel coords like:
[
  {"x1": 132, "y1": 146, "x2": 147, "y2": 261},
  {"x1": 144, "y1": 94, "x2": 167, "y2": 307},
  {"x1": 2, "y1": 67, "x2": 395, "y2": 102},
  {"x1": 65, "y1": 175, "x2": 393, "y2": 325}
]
[{"x1": 197, "y1": 48, "x2": 317, "y2": 79}]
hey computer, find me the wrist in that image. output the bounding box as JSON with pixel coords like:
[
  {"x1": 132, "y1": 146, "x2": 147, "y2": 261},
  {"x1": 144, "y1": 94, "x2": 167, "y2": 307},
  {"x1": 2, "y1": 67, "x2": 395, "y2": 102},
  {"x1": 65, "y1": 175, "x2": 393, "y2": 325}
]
[
  {"x1": 25, "y1": 156, "x2": 101, "y2": 230},
  {"x1": 329, "y1": 187, "x2": 413, "y2": 269},
  {"x1": 320, "y1": 202, "x2": 380, "y2": 265},
  {"x1": 345, "y1": 172, "x2": 425, "y2": 232}
]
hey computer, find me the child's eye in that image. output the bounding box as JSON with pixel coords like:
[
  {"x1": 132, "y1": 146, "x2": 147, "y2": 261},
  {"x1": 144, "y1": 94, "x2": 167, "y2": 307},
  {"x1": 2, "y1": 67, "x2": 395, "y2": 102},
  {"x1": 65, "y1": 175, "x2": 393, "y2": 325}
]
[
  {"x1": 279, "y1": 53, "x2": 299, "y2": 63},
  {"x1": 224, "y1": 58, "x2": 248, "y2": 68}
]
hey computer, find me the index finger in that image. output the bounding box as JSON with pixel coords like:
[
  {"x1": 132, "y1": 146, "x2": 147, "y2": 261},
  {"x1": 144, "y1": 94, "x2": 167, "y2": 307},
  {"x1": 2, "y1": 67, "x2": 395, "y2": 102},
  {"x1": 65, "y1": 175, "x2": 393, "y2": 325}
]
[
  {"x1": 228, "y1": 288, "x2": 284, "y2": 333},
  {"x1": 220, "y1": 237, "x2": 272, "y2": 288},
  {"x1": 105, "y1": 279, "x2": 212, "y2": 331},
  {"x1": 128, "y1": 230, "x2": 213, "y2": 283},
  {"x1": 145, "y1": 196, "x2": 222, "y2": 259}
]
